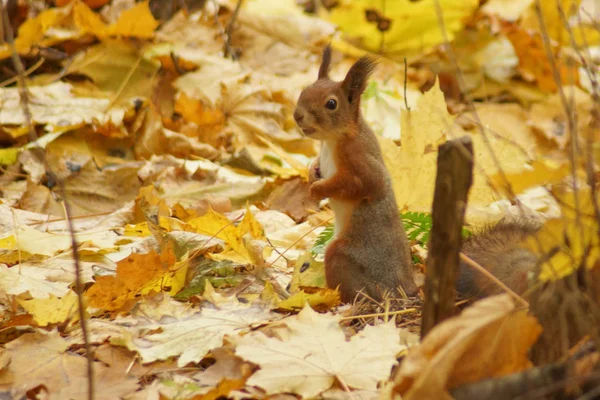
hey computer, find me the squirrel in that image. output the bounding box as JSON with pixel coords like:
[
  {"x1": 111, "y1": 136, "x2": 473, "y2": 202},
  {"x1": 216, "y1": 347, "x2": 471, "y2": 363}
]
[
  {"x1": 294, "y1": 45, "x2": 538, "y2": 303},
  {"x1": 293, "y1": 45, "x2": 418, "y2": 302}
]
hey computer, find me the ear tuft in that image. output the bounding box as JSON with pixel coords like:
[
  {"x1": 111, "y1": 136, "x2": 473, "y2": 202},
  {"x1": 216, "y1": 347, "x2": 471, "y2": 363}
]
[
  {"x1": 318, "y1": 44, "x2": 332, "y2": 80},
  {"x1": 342, "y1": 54, "x2": 378, "y2": 104}
]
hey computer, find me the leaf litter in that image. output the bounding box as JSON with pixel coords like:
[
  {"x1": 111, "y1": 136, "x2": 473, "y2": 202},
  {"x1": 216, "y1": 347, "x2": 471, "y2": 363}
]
[{"x1": 0, "y1": 0, "x2": 598, "y2": 399}]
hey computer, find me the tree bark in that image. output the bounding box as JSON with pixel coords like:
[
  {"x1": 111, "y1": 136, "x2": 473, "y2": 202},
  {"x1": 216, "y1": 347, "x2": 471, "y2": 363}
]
[{"x1": 421, "y1": 136, "x2": 474, "y2": 338}]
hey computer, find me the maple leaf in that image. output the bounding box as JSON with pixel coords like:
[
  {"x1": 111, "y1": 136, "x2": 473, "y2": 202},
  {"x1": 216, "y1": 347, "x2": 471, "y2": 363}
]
[
  {"x1": 186, "y1": 206, "x2": 266, "y2": 264},
  {"x1": 66, "y1": 39, "x2": 160, "y2": 107},
  {"x1": 0, "y1": 330, "x2": 138, "y2": 399},
  {"x1": 85, "y1": 243, "x2": 185, "y2": 311},
  {"x1": 234, "y1": 305, "x2": 405, "y2": 397},
  {"x1": 18, "y1": 290, "x2": 79, "y2": 326},
  {"x1": 104, "y1": 293, "x2": 277, "y2": 366}
]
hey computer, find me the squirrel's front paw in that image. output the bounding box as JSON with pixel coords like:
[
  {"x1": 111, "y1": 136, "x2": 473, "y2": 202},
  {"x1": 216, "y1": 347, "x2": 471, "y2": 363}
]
[
  {"x1": 308, "y1": 161, "x2": 321, "y2": 184},
  {"x1": 309, "y1": 181, "x2": 327, "y2": 200}
]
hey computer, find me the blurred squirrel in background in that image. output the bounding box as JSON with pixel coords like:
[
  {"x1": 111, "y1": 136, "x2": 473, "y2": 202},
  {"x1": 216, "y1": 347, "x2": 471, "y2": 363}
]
[{"x1": 294, "y1": 45, "x2": 537, "y2": 303}]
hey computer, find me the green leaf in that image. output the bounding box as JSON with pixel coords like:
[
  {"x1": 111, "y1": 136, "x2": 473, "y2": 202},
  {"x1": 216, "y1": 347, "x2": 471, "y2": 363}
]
[{"x1": 311, "y1": 225, "x2": 334, "y2": 256}]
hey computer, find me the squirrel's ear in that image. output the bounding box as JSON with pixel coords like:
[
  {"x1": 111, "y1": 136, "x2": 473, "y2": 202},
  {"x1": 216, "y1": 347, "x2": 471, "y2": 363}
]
[
  {"x1": 341, "y1": 55, "x2": 378, "y2": 105},
  {"x1": 318, "y1": 44, "x2": 332, "y2": 80}
]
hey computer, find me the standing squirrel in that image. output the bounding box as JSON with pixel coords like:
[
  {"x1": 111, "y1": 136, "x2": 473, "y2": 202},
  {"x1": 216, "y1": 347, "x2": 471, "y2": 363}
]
[
  {"x1": 293, "y1": 45, "x2": 418, "y2": 302},
  {"x1": 294, "y1": 45, "x2": 538, "y2": 302}
]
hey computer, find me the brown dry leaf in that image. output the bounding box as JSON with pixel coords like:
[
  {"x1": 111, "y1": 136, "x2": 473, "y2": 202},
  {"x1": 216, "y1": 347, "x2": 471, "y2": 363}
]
[
  {"x1": 94, "y1": 343, "x2": 176, "y2": 378},
  {"x1": 19, "y1": 160, "x2": 142, "y2": 218},
  {"x1": 234, "y1": 305, "x2": 406, "y2": 398},
  {"x1": 0, "y1": 200, "x2": 134, "y2": 235},
  {"x1": 154, "y1": 11, "x2": 224, "y2": 54},
  {"x1": 265, "y1": 177, "x2": 319, "y2": 223},
  {"x1": 393, "y1": 294, "x2": 542, "y2": 400},
  {"x1": 66, "y1": 39, "x2": 160, "y2": 107},
  {"x1": 134, "y1": 106, "x2": 221, "y2": 161},
  {"x1": 0, "y1": 330, "x2": 138, "y2": 399},
  {"x1": 192, "y1": 347, "x2": 253, "y2": 399}
]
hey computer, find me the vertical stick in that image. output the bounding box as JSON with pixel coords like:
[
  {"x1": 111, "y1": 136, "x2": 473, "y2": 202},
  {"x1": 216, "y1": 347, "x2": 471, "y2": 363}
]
[{"x1": 421, "y1": 136, "x2": 474, "y2": 338}]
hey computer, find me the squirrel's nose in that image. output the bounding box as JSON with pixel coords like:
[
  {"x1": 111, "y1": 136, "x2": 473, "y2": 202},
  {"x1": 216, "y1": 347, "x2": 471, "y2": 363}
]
[{"x1": 293, "y1": 109, "x2": 304, "y2": 123}]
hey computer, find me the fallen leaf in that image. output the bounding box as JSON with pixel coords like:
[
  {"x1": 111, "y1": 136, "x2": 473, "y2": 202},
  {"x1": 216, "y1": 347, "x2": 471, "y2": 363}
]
[
  {"x1": 525, "y1": 183, "x2": 600, "y2": 282},
  {"x1": 327, "y1": 0, "x2": 479, "y2": 57},
  {"x1": 66, "y1": 39, "x2": 160, "y2": 107},
  {"x1": 107, "y1": 294, "x2": 276, "y2": 366},
  {"x1": 18, "y1": 290, "x2": 79, "y2": 326},
  {"x1": 0, "y1": 330, "x2": 138, "y2": 399},
  {"x1": 235, "y1": 305, "x2": 405, "y2": 397},
  {"x1": 393, "y1": 294, "x2": 542, "y2": 400}
]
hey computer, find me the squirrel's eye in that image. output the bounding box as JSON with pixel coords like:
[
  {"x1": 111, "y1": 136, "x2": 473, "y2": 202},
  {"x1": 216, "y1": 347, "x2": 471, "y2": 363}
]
[{"x1": 325, "y1": 98, "x2": 337, "y2": 110}]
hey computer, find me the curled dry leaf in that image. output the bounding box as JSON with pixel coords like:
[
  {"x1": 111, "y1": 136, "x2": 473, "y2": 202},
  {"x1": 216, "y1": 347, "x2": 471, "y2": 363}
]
[{"x1": 393, "y1": 294, "x2": 542, "y2": 400}]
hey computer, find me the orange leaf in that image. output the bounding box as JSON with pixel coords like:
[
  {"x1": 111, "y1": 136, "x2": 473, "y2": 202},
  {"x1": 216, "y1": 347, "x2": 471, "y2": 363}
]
[{"x1": 504, "y1": 23, "x2": 578, "y2": 93}]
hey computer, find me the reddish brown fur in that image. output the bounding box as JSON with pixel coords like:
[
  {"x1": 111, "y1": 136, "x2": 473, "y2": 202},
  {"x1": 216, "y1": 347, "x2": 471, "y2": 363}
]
[
  {"x1": 295, "y1": 45, "x2": 539, "y2": 303},
  {"x1": 294, "y1": 45, "x2": 417, "y2": 302}
]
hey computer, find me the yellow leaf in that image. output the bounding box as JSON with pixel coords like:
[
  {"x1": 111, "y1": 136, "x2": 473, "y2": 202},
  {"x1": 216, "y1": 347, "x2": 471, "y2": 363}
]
[
  {"x1": 381, "y1": 81, "x2": 542, "y2": 223},
  {"x1": 328, "y1": 0, "x2": 478, "y2": 57},
  {"x1": 520, "y1": 0, "x2": 600, "y2": 46},
  {"x1": 18, "y1": 291, "x2": 80, "y2": 327},
  {"x1": 73, "y1": 0, "x2": 108, "y2": 37},
  {"x1": 106, "y1": 0, "x2": 159, "y2": 38},
  {"x1": 187, "y1": 207, "x2": 265, "y2": 263},
  {"x1": 13, "y1": 7, "x2": 68, "y2": 55},
  {"x1": 525, "y1": 184, "x2": 599, "y2": 282},
  {"x1": 490, "y1": 159, "x2": 571, "y2": 196},
  {"x1": 66, "y1": 39, "x2": 160, "y2": 106},
  {"x1": 277, "y1": 290, "x2": 340, "y2": 312},
  {"x1": 0, "y1": 148, "x2": 19, "y2": 166},
  {"x1": 289, "y1": 251, "x2": 325, "y2": 293},
  {"x1": 380, "y1": 78, "x2": 457, "y2": 211}
]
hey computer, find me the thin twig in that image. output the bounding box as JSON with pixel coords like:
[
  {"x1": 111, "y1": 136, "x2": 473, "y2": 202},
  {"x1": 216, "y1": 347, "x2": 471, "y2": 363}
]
[
  {"x1": 403, "y1": 57, "x2": 410, "y2": 110},
  {"x1": 338, "y1": 307, "x2": 417, "y2": 321},
  {"x1": 57, "y1": 187, "x2": 94, "y2": 400},
  {"x1": 0, "y1": 57, "x2": 45, "y2": 88},
  {"x1": 561, "y1": 5, "x2": 600, "y2": 236},
  {"x1": 1, "y1": 4, "x2": 36, "y2": 143},
  {"x1": 535, "y1": 0, "x2": 588, "y2": 276},
  {"x1": 460, "y1": 252, "x2": 529, "y2": 308},
  {"x1": 222, "y1": 0, "x2": 243, "y2": 59}
]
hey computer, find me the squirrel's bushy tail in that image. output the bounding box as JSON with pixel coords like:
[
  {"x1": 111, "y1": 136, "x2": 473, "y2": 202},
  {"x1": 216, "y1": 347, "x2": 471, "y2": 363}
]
[{"x1": 457, "y1": 219, "x2": 541, "y2": 298}]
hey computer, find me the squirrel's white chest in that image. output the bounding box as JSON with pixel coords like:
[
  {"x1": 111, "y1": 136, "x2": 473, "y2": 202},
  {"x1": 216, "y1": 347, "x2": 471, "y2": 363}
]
[
  {"x1": 319, "y1": 141, "x2": 337, "y2": 179},
  {"x1": 319, "y1": 141, "x2": 350, "y2": 236}
]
